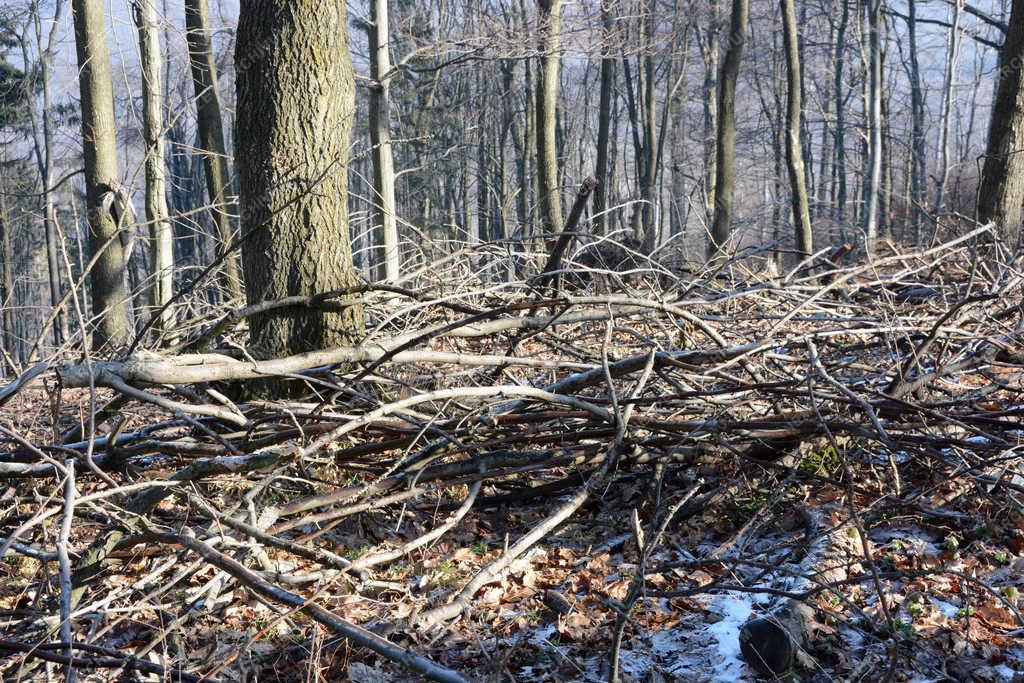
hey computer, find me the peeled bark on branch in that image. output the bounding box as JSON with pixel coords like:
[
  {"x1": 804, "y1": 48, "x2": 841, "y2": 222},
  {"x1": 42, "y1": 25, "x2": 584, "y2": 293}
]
[{"x1": 55, "y1": 348, "x2": 593, "y2": 388}]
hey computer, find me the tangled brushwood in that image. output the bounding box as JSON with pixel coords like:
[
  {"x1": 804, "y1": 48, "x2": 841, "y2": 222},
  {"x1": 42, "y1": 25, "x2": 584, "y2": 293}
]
[{"x1": 1, "y1": 230, "x2": 1023, "y2": 682}]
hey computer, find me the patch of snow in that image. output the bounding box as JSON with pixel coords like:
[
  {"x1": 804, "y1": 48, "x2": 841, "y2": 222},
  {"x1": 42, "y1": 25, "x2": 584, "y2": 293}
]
[
  {"x1": 530, "y1": 623, "x2": 557, "y2": 647},
  {"x1": 993, "y1": 664, "x2": 1017, "y2": 681},
  {"x1": 839, "y1": 625, "x2": 864, "y2": 648},
  {"x1": 649, "y1": 626, "x2": 700, "y2": 677},
  {"x1": 615, "y1": 646, "x2": 654, "y2": 679},
  {"x1": 705, "y1": 594, "x2": 755, "y2": 682},
  {"x1": 930, "y1": 597, "x2": 960, "y2": 619},
  {"x1": 630, "y1": 593, "x2": 762, "y2": 682}
]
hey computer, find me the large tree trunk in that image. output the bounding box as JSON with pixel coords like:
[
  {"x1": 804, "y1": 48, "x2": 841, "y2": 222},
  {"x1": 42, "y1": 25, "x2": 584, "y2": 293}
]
[
  {"x1": 235, "y1": 0, "x2": 364, "y2": 357},
  {"x1": 594, "y1": 0, "x2": 615, "y2": 236},
  {"x1": 72, "y1": 0, "x2": 133, "y2": 347},
  {"x1": 133, "y1": 0, "x2": 173, "y2": 340},
  {"x1": 978, "y1": 0, "x2": 1024, "y2": 247},
  {"x1": 536, "y1": 0, "x2": 563, "y2": 237},
  {"x1": 708, "y1": 0, "x2": 749, "y2": 259},
  {"x1": 367, "y1": 0, "x2": 399, "y2": 282},
  {"x1": 185, "y1": 0, "x2": 242, "y2": 301},
  {"x1": 780, "y1": 0, "x2": 812, "y2": 258}
]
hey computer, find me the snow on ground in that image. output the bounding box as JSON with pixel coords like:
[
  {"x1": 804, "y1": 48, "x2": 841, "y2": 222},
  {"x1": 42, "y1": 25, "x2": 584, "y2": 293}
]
[
  {"x1": 583, "y1": 592, "x2": 763, "y2": 682},
  {"x1": 701, "y1": 594, "x2": 756, "y2": 682},
  {"x1": 930, "y1": 596, "x2": 961, "y2": 619}
]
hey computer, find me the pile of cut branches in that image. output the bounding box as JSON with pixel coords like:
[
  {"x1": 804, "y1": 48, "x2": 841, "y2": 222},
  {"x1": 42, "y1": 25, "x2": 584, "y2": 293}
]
[{"x1": 1, "y1": 230, "x2": 1022, "y2": 681}]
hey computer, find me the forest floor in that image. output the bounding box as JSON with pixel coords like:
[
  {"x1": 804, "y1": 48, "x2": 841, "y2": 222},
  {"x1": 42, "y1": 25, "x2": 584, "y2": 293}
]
[{"x1": 1, "y1": 233, "x2": 1022, "y2": 682}]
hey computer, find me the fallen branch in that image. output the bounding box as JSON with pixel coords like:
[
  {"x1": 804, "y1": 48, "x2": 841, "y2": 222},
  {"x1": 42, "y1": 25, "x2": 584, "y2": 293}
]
[{"x1": 147, "y1": 529, "x2": 468, "y2": 683}]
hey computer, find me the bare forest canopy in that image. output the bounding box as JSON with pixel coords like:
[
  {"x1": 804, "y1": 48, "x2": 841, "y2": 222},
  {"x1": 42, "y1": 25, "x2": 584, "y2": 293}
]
[{"x1": 0, "y1": 0, "x2": 1023, "y2": 681}]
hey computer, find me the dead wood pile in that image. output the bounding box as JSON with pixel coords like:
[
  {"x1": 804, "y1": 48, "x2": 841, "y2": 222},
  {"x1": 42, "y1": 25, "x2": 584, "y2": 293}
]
[{"x1": 1, "y1": 230, "x2": 1022, "y2": 681}]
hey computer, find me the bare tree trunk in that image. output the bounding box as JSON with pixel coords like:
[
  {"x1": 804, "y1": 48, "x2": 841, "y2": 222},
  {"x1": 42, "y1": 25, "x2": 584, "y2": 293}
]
[
  {"x1": 708, "y1": 0, "x2": 749, "y2": 258},
  {"x1": 536, "y1": 0, "x2": 563, "y2": 237},
  {"x1": 519, "y1": 0, "x2": 538, "y2": 245},
  {"x1": 749, "y1": 24, "x2": 780, "y2": 246},
  {"x1": 881, "y1": 69, "x2": 893, "y2": 241},
  {"x1": 236, "y1": 0, "x2": 364, "y2": 357},
  {"x1": 978, "y1": 0, "x2": 1024, "y2": 247},
  {"x1": 520, "y1": 55, "x2": 535, "y2": 236},
  {"x1": 701, "y1": 0, "x2": 720, "y2": 225},
  {"x1": 654, "y1": 24, "x2": 690, "y2": 247},
  {"x1": 862, "y1": 0, "x2": 883, "y2": 255},
  {"x1": 0, "y1": 185, "x2": 15, "y2": 370},
  {"x1": 933, "y1": 0, "x2": 962, "y2": 219},
  {"x1": 594, "y1": 0, "x2": 615, "y2": 235},
  {"x1": 832, "y1": 0, "x2": 850, "y2": 231},
  {"x1": 367, "y1": 0, "x2": 399, "y2": 282},
  {"x1": 780, "y1": 0, "x2": 812, "y2": 258},
  {"x1": 905, "y1": 0, "x2": 926, "y2": 242},
  {"x1": 24, "y1": 0, "x2": 67, "y2": 348},
  {"x1": 621, "y1": 54, "x2": 643, "y2": 238},
  {"x1": 72, "y1": 0, "x2": 133, "y2": 347},
  {"x1": 609, "y1": 86, "x2": 621, "y2": 234},
  {"x1": 133, "y1": 0, "x2": 173, "y2": 341},
  {"x1": 185, "y1": 0, "x2": 242, "y2": 301},
  {"x1": 816, "y1": 13, "x2": 836, "y2": 221},
  {"x1": 640, "y1": 0, "x2": 659, "y2": 252}
]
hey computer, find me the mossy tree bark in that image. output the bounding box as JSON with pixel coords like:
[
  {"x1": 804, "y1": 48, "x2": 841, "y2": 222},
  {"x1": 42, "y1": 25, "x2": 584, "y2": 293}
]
[{"x1": 235, "y1": 0, "x2": 364, "y2": 358}]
